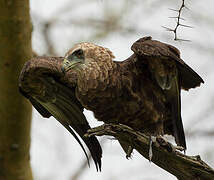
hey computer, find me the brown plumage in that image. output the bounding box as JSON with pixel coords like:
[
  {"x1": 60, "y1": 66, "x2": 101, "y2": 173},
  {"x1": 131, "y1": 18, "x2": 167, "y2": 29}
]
[{"x1": 19, "y1": 36, "x2": 204, "y2": 170}]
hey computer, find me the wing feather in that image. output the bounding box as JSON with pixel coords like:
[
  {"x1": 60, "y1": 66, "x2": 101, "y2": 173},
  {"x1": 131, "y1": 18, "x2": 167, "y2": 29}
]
[
  {"x1": 164, "y1": 74, "x2": 186, "y2": 149},
  {"x1": 19, "y1": 57, "x2": 102, "y2": 171},
  {"x1": 19, "y1": 87, "x2": 52, "y2": 118},
  {"x1": 131, "y1": 36, "x2": 204, "y2": 90},
  {"x1": 127, "y1": 36, "x2": 204, "y2": 149}
]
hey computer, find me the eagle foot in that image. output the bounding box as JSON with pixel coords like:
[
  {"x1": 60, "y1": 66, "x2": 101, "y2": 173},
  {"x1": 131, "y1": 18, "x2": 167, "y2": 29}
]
[
  {"x1": 84, "y1": 125, "x2": 107, "y2": 138},
  {"x1": 156, "y1": 136, "x2": 185, "y2": 153},
  {"x1": 149, "y1": 135, "x2": 176, "y2": 161},
  {"x1": 172, "y1": 145, "x2": 185, "y2": 152},
  {"x1": 126, "y1": 146, "x2": 133, "y2": 159}
]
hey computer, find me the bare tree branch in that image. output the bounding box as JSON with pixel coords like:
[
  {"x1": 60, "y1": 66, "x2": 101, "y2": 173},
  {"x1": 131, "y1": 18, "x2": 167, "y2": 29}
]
[
  {"x1": 187, "y1": 130, "x2": 214, "y2": 138},
  {"x1": 172, "y1": 0, "x2": 186, "y2": 40},
  {"x1": 164, "y1": 0, "x2": 193, "y2": 41},
  {"x1": 42, "y1": 22, "x2": 57, "y2": 56},
  {"x1": 85, "y1": 124, "x2": 214, "y2": 180}
]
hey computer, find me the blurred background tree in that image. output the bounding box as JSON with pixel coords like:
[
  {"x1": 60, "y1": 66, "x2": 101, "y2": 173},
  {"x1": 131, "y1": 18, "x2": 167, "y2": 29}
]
[{"x1": 0, "y1": 1, "x2": 32, "y2": 179}]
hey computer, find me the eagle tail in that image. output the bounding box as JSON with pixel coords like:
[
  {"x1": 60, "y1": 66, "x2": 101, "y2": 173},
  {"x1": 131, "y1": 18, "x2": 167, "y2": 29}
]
[
  {"x1": 61, "y1": 122, "x2": 102, "y2": 171},
  {"x1": 54, "y1": 88, "x2": 102, "y2": 171},
  {"x1": 81, "y1": 132, "x2": 102, "y2": 171}
]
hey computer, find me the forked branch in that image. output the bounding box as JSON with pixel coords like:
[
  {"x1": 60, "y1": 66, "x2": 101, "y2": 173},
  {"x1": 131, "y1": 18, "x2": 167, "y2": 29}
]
[{"x1": 163, "y1": 0, "x2": 193, "y2": 41}]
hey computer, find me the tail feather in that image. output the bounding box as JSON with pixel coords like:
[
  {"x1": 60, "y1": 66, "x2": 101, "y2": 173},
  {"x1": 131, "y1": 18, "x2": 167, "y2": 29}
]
[{"x1": 82, "y1": 134, "x2": 102, "y2": 171}]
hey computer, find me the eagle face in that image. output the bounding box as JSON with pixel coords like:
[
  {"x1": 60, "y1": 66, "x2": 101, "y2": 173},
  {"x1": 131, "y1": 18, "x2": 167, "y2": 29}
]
[
  {"x1": 62, "y1": 48, "x2": 85, "y2": 72},
  {"x1": 61, "y1": 42, "x2": 115, "y2": 73}
]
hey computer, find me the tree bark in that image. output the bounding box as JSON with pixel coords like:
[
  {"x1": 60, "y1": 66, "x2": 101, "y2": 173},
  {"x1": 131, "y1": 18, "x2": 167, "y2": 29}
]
[
  {"x1": 86, "y1": 124, "x2": 214, "y2": 180},
  {"x1": 0, "y1": 1, "x2": 33, "y2": 179}
]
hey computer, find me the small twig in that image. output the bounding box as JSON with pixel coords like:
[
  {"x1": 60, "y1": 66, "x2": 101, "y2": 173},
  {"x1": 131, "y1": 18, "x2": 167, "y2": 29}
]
[
  {"x1": 43, "y1": 21, "x2": 58, "y2": 56},
  {"x1": 179, "y1": 23, "x2": 193, "y2": 28},
  {"x1": 173, "y1": 0, "x2": 185, "y2": 40},
  {"x1": 168, "y1": 8, "x2": 179, "y2": 12},
  {"x1": 169, "y1": 16, "x2": 186, "y2": 21},
  {"x1": 187, "y1": 130, "x2": 214, "y2": 138},
  {"x1": 164, "y1": 0, "x2": 192, "y2": 41},
  {"x1": 162, "y1": 26, "x2": 175, "y2": 32}
]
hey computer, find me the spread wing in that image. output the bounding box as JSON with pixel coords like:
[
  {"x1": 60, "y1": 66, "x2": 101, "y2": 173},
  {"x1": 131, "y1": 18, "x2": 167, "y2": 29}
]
[
  {"x1": 131, "y1": 36, "x2": 204, "y2": 90},
  {"x1": 128, "y1": 36, "x2": 203, "y2": 149},
  {"x1": 19, "y1": 56, "x2": 102, "y2": 171}
]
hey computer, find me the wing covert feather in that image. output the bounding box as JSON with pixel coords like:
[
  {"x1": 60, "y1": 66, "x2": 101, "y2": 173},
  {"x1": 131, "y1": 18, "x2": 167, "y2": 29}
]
[{"x1": 131, "y1": 36, "x2": 204, "y2": 90}]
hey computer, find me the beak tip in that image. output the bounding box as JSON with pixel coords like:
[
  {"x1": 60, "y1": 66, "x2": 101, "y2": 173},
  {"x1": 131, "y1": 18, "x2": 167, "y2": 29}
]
[{"x1": 61, "y1": 66, "x2": 65, "y2": 73}]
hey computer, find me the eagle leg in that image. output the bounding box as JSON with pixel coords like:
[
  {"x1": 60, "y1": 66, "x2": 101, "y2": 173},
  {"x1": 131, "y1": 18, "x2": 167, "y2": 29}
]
[
  {"x1": 149, "y1": 135, "x2": 157, "y2": 162},
  {"x1": 126, "y1": 145, "x2": 133, "y2": 159}
]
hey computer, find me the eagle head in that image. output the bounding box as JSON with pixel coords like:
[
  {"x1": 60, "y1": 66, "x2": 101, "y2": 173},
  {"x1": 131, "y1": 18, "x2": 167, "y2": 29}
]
[{"x1": 61, "y1": 42, "x2": 115, "y2": 73}]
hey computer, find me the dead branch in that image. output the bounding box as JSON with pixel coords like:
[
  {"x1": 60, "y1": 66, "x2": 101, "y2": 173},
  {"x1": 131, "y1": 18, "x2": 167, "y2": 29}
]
[
  {"x1": 85, "y1": 123, "x2": 214, "y2": 180},
  {"x1": 186, "y1": 130, "x2": 214, "y2": 138},
  {"x1": 42, "y1": 21, "x2": 58, "y2": 56}
]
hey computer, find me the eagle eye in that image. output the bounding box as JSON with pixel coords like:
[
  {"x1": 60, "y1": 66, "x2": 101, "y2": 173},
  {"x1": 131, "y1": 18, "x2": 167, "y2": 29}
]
[{"x1": 67, "y1": 49, "x2": 84, "y2": 61}]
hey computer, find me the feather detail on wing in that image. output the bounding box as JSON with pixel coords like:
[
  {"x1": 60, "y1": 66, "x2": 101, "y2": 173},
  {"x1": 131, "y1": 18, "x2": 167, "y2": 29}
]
[
  {"x1": 129, "y1": 36, "x2": 204, "y2": 149},
  {"x1": 131, "y1": 36, "x2": 204, "y2": 90},
  {"x1": 19, "y1": 56, "x2": 102, "y2": 171},
  {"x1": 164, "y1": 73, "x2": 186, "y2": 149}
]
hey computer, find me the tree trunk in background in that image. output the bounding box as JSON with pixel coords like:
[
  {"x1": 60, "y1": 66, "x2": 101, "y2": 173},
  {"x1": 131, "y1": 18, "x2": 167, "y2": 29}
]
[{"x1": 0, "y1": 1, "x2": 33, "y2": 179}]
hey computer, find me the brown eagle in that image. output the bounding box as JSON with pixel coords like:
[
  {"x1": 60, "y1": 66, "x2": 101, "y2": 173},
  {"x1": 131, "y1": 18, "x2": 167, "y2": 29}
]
[{"x1": 19, "y1": 36, "x2": 204, "y2": 170}]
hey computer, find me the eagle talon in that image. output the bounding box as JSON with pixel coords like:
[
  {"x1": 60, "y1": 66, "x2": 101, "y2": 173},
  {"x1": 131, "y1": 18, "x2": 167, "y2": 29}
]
[
  {"x1": 149, "y1": 136, "x2": 157, "y2": 162},
  {"x1": 84, "y1": 125, "x2": 106, "y2": 137},
  {"x1": 126, "y1": 146, "x2": 133, "y2": 159},
  {"x1": 173, "y1": 145, "x2": 185, "y2": 152}
]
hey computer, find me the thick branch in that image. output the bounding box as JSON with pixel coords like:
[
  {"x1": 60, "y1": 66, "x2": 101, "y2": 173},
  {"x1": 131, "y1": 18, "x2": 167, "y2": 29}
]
[{"x1": 85, "y1": 124, "x2": 214, "y2": 180}]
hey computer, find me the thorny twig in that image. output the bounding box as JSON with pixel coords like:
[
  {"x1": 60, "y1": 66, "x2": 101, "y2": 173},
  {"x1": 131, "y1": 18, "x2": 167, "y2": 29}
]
[{"x1": 163, "y1": 0, "x2": 193, "y2": 41}]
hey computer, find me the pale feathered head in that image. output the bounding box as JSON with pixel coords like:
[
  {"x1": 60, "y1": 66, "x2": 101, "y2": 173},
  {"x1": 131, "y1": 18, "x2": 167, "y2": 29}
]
[{"x1": 61, "y1": 42, "x2": 115, "y2": 73}]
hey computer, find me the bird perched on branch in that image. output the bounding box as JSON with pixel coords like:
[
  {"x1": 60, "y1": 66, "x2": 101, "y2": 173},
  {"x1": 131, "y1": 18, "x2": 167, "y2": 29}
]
[{"x1": 19, "y1": 36, "x2": 204, "y2": 169}]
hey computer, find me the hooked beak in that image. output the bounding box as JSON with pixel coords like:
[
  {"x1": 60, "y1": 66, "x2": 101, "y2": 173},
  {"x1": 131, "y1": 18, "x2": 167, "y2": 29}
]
[{"x1": 61, "y1": 58, "x2": 81, "y2": 73}]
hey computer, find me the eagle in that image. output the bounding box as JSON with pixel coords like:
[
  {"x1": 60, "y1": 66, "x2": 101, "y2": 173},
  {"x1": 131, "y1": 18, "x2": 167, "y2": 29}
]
[{"x1": 19, "y1": 36, "x2": 204, "y2": 171}]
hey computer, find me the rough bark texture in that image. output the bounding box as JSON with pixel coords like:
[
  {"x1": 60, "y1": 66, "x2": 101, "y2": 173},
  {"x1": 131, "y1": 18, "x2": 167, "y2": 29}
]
[
  {"x1": 0, "y1": 1, "x2": 33, "y2": 179},
  {"x1": 86, "y1": 124, "x2": 214, "y2": 180}
]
